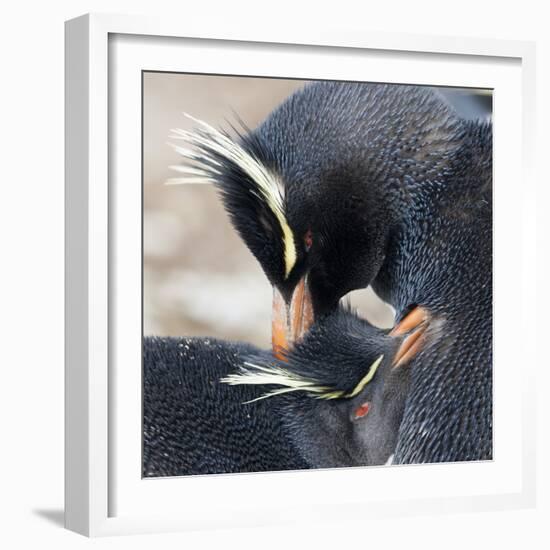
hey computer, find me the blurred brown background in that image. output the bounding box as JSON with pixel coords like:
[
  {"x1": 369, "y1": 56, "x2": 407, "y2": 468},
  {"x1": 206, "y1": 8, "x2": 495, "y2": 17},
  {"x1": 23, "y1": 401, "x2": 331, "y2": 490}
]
[{"x1": 143, "y1": 73, "x2": 491, "y2": 347}]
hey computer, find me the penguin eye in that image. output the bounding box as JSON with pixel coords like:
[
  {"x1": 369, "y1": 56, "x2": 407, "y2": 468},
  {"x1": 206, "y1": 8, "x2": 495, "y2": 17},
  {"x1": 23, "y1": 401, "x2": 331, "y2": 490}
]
[
  {"x1": 354, "y1": 401, "x2": 371, "y2": 419},
  {"x1": 304, "y1": 229, "x2": 313, "y2": 252}
]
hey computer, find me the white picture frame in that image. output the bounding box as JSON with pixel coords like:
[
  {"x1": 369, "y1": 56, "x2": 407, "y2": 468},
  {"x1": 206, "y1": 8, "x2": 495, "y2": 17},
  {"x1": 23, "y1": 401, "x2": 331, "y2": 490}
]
[{"x1": 65, "y1": 13, "x2": 537, "y2": 537}]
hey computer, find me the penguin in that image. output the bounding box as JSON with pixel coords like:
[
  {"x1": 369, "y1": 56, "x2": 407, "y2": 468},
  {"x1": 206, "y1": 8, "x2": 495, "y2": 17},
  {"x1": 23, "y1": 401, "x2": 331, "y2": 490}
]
[
  {"x1": 142, "y1": 335, "x2": 309, "y2": 476},
  {"x1": 170, "y1": 82, "x2": 492, "y2": 464},
  {"x1": 143, "y1": 308, "x2": 412, "y2": 475},
  {"x1": 225, "y1": 307, "x2": 412, "y2": 468}
]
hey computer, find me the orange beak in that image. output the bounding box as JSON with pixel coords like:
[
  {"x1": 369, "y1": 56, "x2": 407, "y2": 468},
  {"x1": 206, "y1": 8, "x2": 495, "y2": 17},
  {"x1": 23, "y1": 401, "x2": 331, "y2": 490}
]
[
  {"x1": 272, "y1": 276, "x2": 314, "y2": 360},
  {"x1": 390, "y1": 306, "x2": 430, "y2": 368}
]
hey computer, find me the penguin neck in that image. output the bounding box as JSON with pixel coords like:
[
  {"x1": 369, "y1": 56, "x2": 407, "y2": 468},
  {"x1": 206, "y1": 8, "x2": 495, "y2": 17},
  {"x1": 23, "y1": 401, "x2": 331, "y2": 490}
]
[
  {"x1": 286, "y1": 139, "x2": 459, "y2": 317},
  {"x1": 333, "y1": 144, "x2": 452, "y2": 309},
  {"x1": 257, "y1": 82, "x2": 473, "y2": 315},
  {"x1": 369, "y1": 180, "x2": 438, "y2": 304},
  {"x1": 371, "y1": 122, "x2": 492, "y2": 317}
]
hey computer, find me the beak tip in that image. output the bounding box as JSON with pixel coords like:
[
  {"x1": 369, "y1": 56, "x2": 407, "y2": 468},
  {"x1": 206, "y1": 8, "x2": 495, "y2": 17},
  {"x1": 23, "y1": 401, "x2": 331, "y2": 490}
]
[
  {"x1": 271, "y1": 277, "x2": 314, "y2": 358},
  {"x1": 391, "y1": 306, "x2": 430, "y2": 367}
]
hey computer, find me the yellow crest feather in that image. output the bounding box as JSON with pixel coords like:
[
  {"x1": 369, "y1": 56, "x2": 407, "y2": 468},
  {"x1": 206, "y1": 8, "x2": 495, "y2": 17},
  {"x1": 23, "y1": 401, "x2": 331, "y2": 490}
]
[{"x1": 168, "y1": 114, "x2": 297, "y2": 278}]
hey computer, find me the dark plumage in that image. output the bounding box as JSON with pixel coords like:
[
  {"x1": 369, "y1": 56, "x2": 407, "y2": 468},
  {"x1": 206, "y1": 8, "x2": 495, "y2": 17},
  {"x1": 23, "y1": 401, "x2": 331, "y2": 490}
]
[
  {"x1": 253, "y1": 309, "x2": 410, "y2": 468},
  {"x1": 173, "y1": 81, "x2": 492, "y2": 464},
  {"x1": 143, "y1": 309, "x2": 410, "y2": 474},
  {"x1": 142, "y1": 336, "x2": 308, "y2": 476}
]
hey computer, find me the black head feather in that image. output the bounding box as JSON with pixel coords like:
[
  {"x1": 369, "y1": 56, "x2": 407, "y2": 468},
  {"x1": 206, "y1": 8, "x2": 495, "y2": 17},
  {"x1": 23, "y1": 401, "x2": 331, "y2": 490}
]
[
  {"x1": 169, "y1": 118, "x2": 291, "y2": 285},
  {"x1": 272, "y1": 307, "x2": 395, "y2": 395},
  {"x1": 169, "y1": 82, "x2": 492, "y2": 464},
  {"x1": 169, "y1": 83, "x2": 469, "y2": 315},
  {"x1": 223, "y1": 308, "x2": 411, "y2": 467}
]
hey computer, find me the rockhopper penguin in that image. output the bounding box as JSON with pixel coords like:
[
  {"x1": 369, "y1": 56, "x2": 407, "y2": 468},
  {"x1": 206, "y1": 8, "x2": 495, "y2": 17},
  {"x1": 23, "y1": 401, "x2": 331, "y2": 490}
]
[
  {"x1": 170, "y1": 82, "x2": 492, "y2": 464},
  {"x1": 225, "y1": 307, "x2": 412, "y2": 468},
  {"x1": 142, "y1": 336, "x2": 308, "y2": 476},
  {"x1": 143, "y1": 308, "x2": 412, "y2": 475}
]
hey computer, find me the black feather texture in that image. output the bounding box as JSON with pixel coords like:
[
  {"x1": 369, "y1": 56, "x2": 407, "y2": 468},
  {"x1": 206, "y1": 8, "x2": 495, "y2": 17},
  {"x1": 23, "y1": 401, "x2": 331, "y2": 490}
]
[
  {"x1": 169, "y1": 117, "x2": 300, "y2": 287},
  {"x1": 272, "y1": 309, "x2": 410, "y2": 468},
  {"x1": 169, "y1": 81, "x2": 493, "y2": 464},
  {"x1": 143, "y1": 336, "x2": 308, "y2": 477},
  {"x1": 243, "y1": 82, "x2": 493, "y2": 463},
  {"x1": 143, "y1": 309, "x2": 409, "y2": 473},
  {"x1": 236, "y1": 307, "x2": 397, "y2": 398},
  {"x1": 212, "y1": 131, "x2": 289, "y2": 285}
]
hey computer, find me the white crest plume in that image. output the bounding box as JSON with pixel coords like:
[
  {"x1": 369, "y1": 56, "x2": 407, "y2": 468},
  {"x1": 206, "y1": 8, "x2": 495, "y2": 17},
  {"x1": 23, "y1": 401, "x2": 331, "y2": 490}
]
[
  {"x1": 167, "y1": 114, "x2": 297, "y2": 278},
  {"x1": 221, "y1": 355, "x2": 384, "y2": 404}
]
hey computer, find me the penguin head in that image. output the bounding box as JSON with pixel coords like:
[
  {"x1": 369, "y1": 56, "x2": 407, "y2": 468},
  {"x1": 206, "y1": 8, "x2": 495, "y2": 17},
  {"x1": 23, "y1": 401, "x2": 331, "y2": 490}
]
[
  {"x1": 222, "y1": 308, "x2": 413, "y2": 468},
  {"x1": 170, "y1": 82, "x2": 458, "y2": 356},
  {"x1": 168, "y1": 110, "x2": 390, "y2": 358}
]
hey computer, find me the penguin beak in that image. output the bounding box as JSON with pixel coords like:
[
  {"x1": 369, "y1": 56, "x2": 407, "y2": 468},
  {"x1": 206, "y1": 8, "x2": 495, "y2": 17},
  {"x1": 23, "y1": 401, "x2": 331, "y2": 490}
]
[
  {"x1": 391, "y1": 306, "x2": 429, "y2": 368},
  {"x1": 272, "y1": 276, "x2": 314, "y2": 360}
]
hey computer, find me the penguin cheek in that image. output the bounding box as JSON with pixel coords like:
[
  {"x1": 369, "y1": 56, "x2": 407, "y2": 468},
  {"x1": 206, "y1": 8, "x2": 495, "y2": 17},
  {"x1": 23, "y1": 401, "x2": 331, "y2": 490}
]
[{"x1": 353, "y1": 401, "x2": 371, "y2": 420}]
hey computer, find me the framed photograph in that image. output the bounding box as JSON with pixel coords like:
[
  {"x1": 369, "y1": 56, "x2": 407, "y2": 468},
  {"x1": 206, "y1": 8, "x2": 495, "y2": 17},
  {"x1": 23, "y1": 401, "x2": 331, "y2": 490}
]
[{"x1": 65, "y1": 13, "x2": 536, "y2": 536}]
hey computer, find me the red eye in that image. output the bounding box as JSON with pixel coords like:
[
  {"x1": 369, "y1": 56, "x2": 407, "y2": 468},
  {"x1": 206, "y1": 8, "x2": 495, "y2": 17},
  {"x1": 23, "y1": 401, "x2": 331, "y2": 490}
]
[
  {"x1": 354, "y1": 402, "x2": 371, "y2": 419},
  {"x1": 304, "y1": 229, "x2": 313, "y2": 251}
]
